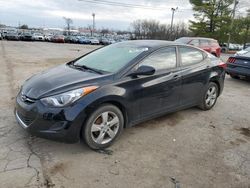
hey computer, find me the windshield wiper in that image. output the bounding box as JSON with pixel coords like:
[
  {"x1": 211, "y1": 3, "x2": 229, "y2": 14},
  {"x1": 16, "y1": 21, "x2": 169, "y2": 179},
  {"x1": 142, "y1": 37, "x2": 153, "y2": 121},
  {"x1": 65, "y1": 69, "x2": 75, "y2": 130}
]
[{"x1": 72, "y1": 64, "x2": 104, "y2": 75}]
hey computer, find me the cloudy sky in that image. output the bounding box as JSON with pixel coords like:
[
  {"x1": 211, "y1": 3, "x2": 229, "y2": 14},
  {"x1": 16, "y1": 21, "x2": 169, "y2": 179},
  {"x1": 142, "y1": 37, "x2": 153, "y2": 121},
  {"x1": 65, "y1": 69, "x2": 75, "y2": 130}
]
[{"x1": 0, "y1": 0, "x2": 249, "y2": 30}]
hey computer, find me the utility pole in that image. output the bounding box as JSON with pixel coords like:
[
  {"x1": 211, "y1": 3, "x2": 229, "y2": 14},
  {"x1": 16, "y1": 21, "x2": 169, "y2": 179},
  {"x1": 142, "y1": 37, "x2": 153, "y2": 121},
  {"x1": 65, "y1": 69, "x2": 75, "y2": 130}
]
[
  {"x1": 227, "y1": 0, "x2": 238, "y2": 52},
  {"x1": 170, "y1": 7, "x2": 178, "y2": 34},
  {"x1": 92, "y1": 13, "x2": 95, "y2": 37}
]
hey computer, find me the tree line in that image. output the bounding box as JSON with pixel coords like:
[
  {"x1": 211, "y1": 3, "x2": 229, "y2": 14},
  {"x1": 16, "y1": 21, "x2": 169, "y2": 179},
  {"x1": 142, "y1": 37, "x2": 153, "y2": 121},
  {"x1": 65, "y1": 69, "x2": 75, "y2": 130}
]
[{"x1": 131, "y1": 20, "x2": 190, "y2": 41}]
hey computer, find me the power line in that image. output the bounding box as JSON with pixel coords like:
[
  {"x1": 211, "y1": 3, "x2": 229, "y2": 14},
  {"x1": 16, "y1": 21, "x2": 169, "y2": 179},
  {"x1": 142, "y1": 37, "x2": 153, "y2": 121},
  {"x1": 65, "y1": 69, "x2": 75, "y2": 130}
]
[
  {"x1": 79, "y1": 0, "x2": 166, "y2": 10},
  {"x1": 78, "y1": 0, "x2": 192, "y2": 11}
]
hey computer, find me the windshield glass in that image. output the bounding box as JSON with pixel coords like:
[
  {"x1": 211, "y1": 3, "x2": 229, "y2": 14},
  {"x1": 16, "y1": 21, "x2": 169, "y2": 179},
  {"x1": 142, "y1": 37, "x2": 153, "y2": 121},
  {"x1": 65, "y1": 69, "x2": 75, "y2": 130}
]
[{"x1": 74, "y1": 43, "x2": 148, "y2": 73}]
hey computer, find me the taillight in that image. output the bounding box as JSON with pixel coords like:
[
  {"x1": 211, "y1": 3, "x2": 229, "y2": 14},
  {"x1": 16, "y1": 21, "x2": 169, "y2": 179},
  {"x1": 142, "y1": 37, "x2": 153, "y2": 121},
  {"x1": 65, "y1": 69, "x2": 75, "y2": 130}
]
[
  {"x1": 227, "y1": 57, "x2": 236, "y2": 63},
  {"x1": 218, "y1": 61, "x2": 227, "y2": 69}
]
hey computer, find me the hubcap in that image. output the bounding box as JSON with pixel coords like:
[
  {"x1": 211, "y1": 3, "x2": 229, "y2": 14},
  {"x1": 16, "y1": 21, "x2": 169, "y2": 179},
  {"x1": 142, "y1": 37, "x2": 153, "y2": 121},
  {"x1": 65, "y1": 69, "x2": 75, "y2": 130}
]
[
  {"x1": 205, "y1": 86, "x2": 217, "y2": 107},
  {"x1": 91, "y1": 111, "x2": 120, "y2": 145}
]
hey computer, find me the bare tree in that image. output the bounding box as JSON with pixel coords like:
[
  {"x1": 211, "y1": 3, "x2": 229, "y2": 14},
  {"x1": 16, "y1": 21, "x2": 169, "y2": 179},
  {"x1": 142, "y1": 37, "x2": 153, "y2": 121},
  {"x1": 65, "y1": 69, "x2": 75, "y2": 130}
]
[
  {"x1": 63, "y1": 17, "x2": 73, "y2": 36},
  {"x1": 131, "y1": 19, "x2": 190, "y2": 40}
]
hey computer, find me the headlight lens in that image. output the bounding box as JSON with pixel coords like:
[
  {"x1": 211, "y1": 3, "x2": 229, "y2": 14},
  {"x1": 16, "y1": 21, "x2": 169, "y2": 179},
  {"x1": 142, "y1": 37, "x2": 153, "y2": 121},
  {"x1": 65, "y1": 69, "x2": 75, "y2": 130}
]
[{"x1": 40, "y1": 86, "x2": 98, "y2": 107}]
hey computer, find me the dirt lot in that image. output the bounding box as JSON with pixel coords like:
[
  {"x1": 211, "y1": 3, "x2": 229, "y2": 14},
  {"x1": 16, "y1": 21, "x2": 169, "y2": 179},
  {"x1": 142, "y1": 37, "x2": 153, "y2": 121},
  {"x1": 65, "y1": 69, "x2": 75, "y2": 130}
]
[{"x1": 0, "y1": 40, "x2": 249, "y2": 188}]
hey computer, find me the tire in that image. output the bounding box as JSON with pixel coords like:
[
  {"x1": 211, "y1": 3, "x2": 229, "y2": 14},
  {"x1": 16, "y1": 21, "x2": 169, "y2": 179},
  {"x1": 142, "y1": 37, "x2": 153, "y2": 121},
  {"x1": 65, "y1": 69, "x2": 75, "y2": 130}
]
[
  {"x1": 199, "y1": 82, "x2": 219, "y2": 111},
  {"x1": 230, "y1": 74, "x2": 239, "y2": 79},
  {"x1": 82, "y1": 104, "x2": 124, "y2": 149}
]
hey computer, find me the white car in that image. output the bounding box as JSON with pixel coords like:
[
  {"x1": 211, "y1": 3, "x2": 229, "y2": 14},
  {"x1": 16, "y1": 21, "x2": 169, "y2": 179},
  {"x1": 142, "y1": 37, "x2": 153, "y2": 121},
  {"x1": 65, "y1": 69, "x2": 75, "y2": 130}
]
[
  {"x1": 89, "y1": 37, "x2": 100, "y2": 45},
  {"x1": 234, "y1": 47, "x2": 250, "y2": 56},
  {"x1": 32, "y1": 33, "x2": 45, "y2": 41},
  {"x1": 44, "y1": 34, "x2": 53, "y2": 41}
]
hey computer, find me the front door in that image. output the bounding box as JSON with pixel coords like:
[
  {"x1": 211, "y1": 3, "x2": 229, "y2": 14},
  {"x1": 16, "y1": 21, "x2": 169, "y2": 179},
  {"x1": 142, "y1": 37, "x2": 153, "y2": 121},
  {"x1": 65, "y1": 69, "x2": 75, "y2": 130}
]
[{"x1": 136, "y1": 47, "x2": 182, "y2": 119}]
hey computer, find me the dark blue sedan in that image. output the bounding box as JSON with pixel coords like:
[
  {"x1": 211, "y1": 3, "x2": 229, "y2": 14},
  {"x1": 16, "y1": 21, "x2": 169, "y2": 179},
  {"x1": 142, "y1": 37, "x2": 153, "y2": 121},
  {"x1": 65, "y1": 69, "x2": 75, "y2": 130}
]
[
  {"x1": 15, "y1": 40, "x2": 226, "y2": 149},
  {"x1": 226, "y1": 47, "x2": 250, "y2": 79}
]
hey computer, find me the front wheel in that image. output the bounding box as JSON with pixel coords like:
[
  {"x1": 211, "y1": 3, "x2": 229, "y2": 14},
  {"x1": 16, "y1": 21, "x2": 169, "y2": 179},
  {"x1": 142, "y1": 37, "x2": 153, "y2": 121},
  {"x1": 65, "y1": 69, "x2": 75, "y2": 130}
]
[
  {"x1": 199, "y1": 82, "x2": 219, "y2": 111},
  {"x1": 82, "y1": 104, "x2": 124, "y2": 149}
]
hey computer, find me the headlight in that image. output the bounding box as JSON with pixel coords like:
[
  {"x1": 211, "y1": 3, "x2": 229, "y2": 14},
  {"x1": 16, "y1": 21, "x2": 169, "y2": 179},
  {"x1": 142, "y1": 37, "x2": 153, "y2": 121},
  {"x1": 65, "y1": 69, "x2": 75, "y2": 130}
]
[{"x1": 40, "y1": 86, "x2": 98, "y2": 107}]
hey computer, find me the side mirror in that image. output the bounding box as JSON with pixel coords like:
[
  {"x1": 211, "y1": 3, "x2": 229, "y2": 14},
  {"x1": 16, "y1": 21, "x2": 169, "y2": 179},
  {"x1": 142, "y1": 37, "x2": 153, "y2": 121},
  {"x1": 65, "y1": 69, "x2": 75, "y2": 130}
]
[{"x1": 128, "y1": 65, "x2": 155, "y2": 77}]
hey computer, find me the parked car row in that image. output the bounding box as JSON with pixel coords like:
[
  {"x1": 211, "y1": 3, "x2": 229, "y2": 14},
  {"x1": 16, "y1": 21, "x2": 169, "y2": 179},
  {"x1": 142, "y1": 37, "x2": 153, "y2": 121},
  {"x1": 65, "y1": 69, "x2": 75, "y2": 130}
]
[
  {"x1": 63, "y1": 36, "x2": 117, "y2": 45},
  {"x1": 220, "y1": 43, "x2": 244, "y2": 52},
  {"x1": 1, "y1": 32, "x2": 123, "y2": 45}
]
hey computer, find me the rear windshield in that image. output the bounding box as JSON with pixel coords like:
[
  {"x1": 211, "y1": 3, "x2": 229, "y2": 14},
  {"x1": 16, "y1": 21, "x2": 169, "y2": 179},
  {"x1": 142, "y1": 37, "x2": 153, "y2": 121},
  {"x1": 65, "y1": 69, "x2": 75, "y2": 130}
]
[{"x1": 74, "y1": 43, "x2": 148, "y2": 73}]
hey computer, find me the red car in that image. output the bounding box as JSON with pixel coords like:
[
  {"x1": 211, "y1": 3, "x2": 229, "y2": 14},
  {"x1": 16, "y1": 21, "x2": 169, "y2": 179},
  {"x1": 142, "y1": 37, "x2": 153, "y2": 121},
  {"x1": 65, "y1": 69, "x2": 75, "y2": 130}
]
[
  {"x1": 175, "y1": 37, "x2": 221, "y2": 57},
  {"x1": 51, "y1": 35, "x2": 65, "y2": 43}
]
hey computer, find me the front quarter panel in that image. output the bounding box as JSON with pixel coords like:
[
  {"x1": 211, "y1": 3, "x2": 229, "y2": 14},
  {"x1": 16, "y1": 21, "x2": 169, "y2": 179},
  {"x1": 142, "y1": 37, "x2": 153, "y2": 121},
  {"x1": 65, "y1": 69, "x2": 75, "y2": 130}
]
[{"x1": 77, "y1": 82, "x2": 141, "y2": 126}]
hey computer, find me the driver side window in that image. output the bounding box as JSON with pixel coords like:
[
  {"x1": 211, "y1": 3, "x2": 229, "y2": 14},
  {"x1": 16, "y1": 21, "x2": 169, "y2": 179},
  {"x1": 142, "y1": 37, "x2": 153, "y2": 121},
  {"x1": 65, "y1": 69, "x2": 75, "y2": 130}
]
[{"x1": 139, "y1": 47, "x2": 177, "y2": 72}]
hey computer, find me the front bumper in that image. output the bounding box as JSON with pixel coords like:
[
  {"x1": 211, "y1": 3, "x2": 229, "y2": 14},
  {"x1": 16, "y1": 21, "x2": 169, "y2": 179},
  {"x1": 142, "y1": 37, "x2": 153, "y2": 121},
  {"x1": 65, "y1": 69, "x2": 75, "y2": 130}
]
[{"x1": 15, "y1": 93, "x2": 87, "y2": 143}]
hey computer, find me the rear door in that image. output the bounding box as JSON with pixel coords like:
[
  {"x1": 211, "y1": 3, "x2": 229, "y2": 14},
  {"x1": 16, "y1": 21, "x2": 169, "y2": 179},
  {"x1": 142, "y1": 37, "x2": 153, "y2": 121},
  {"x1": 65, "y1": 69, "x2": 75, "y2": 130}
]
[
  {"x1": 178, "y1": 46, "x2": 210, "y2": 107},
  {"x1": 136, "y1": 47, "x2": 182, "y2": 118}
]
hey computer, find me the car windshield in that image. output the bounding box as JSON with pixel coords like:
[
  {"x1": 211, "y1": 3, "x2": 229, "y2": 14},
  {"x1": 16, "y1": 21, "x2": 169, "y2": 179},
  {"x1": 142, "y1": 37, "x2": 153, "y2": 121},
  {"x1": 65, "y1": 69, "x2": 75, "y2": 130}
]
[
  {"x1": 175, "y1": 38, "x2": 191, "y2": 44},
  {"x1": 73, "y1": 43, "x2": 148, "y2": 73}
]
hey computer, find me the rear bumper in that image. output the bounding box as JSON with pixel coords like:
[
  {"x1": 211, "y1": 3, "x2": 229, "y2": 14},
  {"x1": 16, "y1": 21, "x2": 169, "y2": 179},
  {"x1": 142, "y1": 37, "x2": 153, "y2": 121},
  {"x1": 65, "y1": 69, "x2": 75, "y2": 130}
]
[{"x1": 226, "y1": 64, "x2": 250, "y2": 77}]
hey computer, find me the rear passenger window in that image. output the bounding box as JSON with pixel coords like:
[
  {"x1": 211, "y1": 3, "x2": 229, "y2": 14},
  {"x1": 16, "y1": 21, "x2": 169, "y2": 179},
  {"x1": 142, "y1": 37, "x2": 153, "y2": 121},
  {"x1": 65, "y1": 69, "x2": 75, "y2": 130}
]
[
  {"x1": 140, "y1": 47, "x2": 177, "y2": 72},
  {"x1": 189, "y1": 39, "x2": 199, "y2": 47},
  {"x1": 200, "y1": 39, "x2": 210, "y2": 46},
  {"x1": 211, "y1": 40, "x2": 219, "y2": 46},
  {"x1": 179, "y1": 47, "x2": 204, "y2": 66}
]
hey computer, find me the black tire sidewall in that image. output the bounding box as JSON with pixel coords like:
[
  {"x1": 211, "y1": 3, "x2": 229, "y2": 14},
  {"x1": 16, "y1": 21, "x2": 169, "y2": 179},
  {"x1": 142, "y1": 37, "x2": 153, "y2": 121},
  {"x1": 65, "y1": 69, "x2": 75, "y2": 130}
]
[
  {"x1": 201, "y1": 82, "x2": 219, "y2": 110},
  {"x1": 83, "y1": 104, "x2": 124, "y2": 149}
]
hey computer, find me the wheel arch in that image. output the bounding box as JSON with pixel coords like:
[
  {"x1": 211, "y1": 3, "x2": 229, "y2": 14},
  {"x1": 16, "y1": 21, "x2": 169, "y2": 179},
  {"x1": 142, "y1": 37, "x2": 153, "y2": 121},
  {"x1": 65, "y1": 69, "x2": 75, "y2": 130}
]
[
  {"x1": 209, "y1": 76, "x2": 221, "y2": 95},
  {"x1": 79, "y1": 97, "x2": 129, "y2": 140}
]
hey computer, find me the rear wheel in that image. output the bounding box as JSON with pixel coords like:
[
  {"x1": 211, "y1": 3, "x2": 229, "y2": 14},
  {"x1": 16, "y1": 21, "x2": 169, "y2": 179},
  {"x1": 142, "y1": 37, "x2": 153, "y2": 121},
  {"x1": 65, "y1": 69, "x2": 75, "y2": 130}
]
[
  {"x1": 82, "y1": 104, "x2": 124, "y2": 149},
  {"x1": 199, "y1": 82, "x2": 219, "y2": 111}
]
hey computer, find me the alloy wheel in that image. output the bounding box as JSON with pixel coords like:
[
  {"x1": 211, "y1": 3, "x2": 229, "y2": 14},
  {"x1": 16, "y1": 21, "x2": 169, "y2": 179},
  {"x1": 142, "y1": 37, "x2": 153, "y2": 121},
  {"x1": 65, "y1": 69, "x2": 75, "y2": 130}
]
[
  {"x1": 90, "y1": 111, "x2": 120, "y2": 145},
  {"x1": 205, "y1": 86, "x2": 217, "y2": 107}
]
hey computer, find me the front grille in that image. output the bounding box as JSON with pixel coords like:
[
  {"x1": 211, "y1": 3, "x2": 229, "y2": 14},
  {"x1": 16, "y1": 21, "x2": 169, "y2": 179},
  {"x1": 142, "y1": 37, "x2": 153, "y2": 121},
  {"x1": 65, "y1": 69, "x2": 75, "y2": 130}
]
[{"x1": 17, "y1": 111, "x2": 35, "y2": 126}]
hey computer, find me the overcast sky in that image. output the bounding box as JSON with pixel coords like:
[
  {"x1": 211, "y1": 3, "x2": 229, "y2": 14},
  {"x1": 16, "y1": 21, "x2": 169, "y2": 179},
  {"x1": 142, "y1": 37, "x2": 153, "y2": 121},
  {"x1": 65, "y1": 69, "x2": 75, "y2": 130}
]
[{"x1": 0, "y1": 0, "x2": 249, "y2": 30}]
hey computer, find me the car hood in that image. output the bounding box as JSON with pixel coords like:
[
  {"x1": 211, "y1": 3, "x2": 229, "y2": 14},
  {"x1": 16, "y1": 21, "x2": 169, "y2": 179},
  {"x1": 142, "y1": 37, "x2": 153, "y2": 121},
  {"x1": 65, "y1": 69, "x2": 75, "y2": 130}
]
[{"x1": 22, "y1": 64, "x2": 111, "y2": 99}]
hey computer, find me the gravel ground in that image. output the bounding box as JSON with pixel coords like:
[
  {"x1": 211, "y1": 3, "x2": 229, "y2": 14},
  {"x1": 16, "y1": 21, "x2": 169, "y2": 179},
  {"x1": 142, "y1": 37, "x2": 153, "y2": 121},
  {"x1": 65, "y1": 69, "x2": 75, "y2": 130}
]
[{"x1": 0, "y1": 41, "x2": 249, "y2": 188}]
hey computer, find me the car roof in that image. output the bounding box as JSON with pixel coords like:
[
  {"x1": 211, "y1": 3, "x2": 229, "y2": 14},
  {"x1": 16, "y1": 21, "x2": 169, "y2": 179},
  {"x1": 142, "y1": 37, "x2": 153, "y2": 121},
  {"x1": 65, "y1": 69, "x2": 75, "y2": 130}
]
[
  {"x1": 117, "y1": 40, "x2": 179, "y2": 48},
  {"x1": 178, "y1": 37, "x2": 217, "y2": 41}
]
